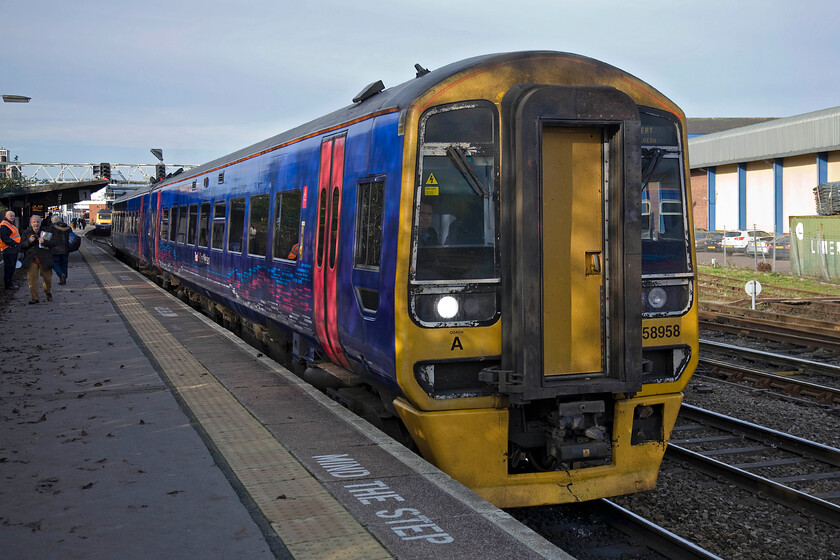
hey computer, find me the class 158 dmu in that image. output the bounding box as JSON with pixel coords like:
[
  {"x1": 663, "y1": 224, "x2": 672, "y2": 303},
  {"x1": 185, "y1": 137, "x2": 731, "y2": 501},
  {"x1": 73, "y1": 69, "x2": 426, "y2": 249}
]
[{"x1": 112, "y1": 51, "x2": 698, "y2": 508}]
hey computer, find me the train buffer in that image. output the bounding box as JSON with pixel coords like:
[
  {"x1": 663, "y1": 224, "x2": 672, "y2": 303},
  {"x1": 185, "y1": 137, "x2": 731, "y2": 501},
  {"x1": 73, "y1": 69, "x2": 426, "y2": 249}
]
[{"x1": 0, "y1": 242, "x2": 571, "y2": 559}]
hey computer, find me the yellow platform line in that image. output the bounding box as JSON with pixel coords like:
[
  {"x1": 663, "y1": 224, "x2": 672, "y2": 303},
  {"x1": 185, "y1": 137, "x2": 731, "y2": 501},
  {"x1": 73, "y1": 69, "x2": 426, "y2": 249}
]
[{"x1": 81, "y1": 245, "x2": 391, "y2": 560}]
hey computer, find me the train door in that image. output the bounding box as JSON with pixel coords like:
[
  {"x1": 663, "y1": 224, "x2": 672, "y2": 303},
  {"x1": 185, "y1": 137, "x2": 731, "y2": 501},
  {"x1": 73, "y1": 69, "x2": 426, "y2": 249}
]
[
  {"x1": 541, "y1": 127, "x2": 604, "y2": 376},
  {"x1": 499, "y1": 85, "x2": 643, "y2": 402},
  {"x1": 153, "y1": 191, "x2": 163, "y2": 270},
  {"x1": 314, "y1": 134, "x2": 352, "y2": 368}
]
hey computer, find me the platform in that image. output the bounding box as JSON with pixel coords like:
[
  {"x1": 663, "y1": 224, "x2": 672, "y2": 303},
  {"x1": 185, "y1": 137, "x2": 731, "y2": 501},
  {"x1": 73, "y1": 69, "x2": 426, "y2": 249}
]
[{"x1": 0, "y1": 238, "x2": 572, "y2": 560}]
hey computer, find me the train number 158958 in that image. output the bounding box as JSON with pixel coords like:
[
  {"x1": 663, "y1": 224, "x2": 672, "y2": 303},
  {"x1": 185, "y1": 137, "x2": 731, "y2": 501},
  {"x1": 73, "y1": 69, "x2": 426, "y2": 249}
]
[{"x1": 642, "y1": 324, "x2": 680, "y2": 340}]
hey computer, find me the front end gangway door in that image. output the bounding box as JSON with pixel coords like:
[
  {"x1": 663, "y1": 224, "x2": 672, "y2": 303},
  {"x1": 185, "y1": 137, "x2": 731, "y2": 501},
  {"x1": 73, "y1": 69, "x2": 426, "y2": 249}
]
[{"x1": 497, "y1": 85, "x2": 643, "y2": 402}]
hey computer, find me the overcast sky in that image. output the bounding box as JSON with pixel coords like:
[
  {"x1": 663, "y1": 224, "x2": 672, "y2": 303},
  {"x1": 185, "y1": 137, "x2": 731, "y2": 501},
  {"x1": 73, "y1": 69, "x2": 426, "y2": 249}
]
[{"x1": 2, "y1": 0, "x2": 838, "y2": 167}]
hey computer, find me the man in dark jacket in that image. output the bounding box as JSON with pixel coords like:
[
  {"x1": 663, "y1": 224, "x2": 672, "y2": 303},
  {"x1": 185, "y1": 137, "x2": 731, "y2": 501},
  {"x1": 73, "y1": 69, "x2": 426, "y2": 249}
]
[
  {"x1": 19, "y1": 215, "x2": 56, "y2": 303},
  {"x1": 49, "y1": 215, "x2": 71, "y2": 285},
  {"x1": 0, "y1": 210, "x2": 21, "y2": 290}
]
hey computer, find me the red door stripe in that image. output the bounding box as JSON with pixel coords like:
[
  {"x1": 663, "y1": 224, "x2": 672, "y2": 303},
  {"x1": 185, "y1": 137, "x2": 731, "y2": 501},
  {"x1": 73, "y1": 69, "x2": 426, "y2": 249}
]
[
  {"x1": 314, "y1": 139, "x2": 338, "y2": 363},
  {"x1": 325, "y1": 136, "x2": 351, "y2": 369}
]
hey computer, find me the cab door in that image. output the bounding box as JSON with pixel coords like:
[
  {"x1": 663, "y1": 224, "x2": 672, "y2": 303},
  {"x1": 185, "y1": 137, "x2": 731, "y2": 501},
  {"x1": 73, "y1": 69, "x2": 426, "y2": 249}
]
[
  {"x1": 500, "y1": 85, "x2": 643, "y2": 403},
  {"x1": 541, "y1": 127, "x2": 604, "y2": 376}
]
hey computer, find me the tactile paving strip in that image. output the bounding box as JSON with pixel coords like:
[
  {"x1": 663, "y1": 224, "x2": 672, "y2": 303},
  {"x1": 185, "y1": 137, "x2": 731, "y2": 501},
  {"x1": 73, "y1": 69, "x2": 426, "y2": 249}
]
[{"x1": 81, "y1": 245, "x2": 392, "y2": 559}]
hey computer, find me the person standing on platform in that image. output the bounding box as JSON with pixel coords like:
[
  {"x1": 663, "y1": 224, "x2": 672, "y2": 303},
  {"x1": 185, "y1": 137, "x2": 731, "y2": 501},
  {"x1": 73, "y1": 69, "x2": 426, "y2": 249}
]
[
  {"x1": 0, "y1": 210, "x2": 21, "y2": 290},
  {"x1": 49, "y1": 215, "x2": 71, "y2": 285},
  {"x1": 19, "y1": 215, "x2": 56, "y2": 304}
]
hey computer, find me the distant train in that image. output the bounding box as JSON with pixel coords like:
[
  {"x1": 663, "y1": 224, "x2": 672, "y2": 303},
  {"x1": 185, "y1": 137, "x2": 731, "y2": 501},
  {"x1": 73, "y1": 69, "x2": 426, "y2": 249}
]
[
  {"x1": 112, "y1": 51, "x2": 698, "y2": 508},
  {"x1": 91, "y1": 209, "x2": 112, "y2": 236},
  {"x1": 95, "y1": 209, "x2": 112, "y2": 225}
]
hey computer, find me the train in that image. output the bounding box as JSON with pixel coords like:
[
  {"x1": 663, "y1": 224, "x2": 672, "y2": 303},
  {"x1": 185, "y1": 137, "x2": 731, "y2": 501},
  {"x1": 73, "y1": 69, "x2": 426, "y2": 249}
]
[
  {"x1": 93, "y1": 209, "x2": 113, "y2": 234},
  {"x1": 111, "y1": 51, "x2": 698, "y2": 508}
]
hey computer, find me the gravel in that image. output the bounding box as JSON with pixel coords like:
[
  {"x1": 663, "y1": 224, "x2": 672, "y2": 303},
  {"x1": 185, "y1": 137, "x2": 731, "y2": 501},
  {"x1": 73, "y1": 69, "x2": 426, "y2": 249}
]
[{"x1": 610, "y1": 332, "x2": 840, "y2": 560}]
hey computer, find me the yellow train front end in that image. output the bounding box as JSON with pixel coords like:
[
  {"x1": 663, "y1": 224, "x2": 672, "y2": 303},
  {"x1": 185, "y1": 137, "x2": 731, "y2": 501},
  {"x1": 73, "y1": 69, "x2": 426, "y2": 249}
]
[{"x1": 392, "y1": 53, "x2": 698, "y2": 508}]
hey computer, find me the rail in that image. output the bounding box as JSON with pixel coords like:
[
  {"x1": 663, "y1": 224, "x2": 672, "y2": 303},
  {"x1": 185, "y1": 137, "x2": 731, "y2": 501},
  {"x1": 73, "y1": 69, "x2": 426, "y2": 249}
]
[
  {"x1": 670, "y1": 405, "x2": 840, "y2": 527},
  {"x1": 697, "y1": 356, "x2": 840, "y2": 406},
  {"x1": 596, "y1": 499, "x2": 724, "y2": 560}
]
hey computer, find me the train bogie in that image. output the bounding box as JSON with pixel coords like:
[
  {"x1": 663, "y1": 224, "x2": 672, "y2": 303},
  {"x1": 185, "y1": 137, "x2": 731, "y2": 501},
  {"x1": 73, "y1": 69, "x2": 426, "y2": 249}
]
[{"x1": 112, "y1": 51, "x2": 698, "y2": 508}]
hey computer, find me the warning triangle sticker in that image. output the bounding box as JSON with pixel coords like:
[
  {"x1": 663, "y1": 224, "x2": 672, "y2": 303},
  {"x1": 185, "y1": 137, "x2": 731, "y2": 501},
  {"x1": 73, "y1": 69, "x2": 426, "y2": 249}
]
[{"x1": 425, "y1": 173, "x2": 439, "y2": 185}]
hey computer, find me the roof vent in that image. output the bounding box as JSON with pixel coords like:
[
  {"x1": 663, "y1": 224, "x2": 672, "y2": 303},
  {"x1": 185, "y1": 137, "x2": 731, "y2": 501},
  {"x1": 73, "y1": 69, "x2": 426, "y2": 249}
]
[
  {"x1": 414, "y1": 63, "x2": 430, "y2": 77},
  {"x1": 353, "y1": 80, "x2": 384, "y2": 103}
]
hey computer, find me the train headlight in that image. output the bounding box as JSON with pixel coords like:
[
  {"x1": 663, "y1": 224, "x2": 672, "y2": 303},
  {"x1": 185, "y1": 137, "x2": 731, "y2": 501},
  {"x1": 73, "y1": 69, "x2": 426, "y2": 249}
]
[
  {"x1": 411, "y1": 290, "x2": 499, "y2": 326},
  {"x1": 642, "y1": 279, "x2": 692, "y2": 316},
  {"x1": 647, "y1": 287, "x2": 667, "y2": 309},
  {"x1": 437, "y1": 296, "x2": 459, "y2": 319}
]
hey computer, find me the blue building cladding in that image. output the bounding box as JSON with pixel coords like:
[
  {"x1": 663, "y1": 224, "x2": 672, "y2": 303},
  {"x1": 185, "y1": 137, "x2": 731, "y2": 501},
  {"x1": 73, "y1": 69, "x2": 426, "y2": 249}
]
[
  {"x1": 818, "y1": 152, "x2": 828, "y2": 185},
  {"x1": 774, "y1": 159, "x2": 784, "y2": 234},
  {"x1": 707, "y1": 167, "x2": 716, "y2": 231},
  {"x1": 738, "y1": 163, "x2": 747, "y2": 229}
]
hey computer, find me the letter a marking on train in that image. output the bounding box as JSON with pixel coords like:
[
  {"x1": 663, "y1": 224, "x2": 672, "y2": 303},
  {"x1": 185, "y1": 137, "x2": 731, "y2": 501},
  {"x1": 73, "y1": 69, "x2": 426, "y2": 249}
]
[{"x1": 451, "y1": 337, "x2": 463, "y2": 351}]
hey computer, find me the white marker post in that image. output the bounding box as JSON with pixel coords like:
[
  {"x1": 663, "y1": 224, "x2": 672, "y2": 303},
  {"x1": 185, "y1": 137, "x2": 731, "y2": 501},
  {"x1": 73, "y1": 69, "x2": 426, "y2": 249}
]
[{"x1": 745, "y1": 280, "x2": 762, "y2": 310}]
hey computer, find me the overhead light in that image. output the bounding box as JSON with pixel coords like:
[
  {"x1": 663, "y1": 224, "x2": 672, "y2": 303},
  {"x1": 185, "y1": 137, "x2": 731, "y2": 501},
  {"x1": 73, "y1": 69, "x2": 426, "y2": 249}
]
[{"x1": 2, "y1": 95, "x2": 30, "y2": 103}]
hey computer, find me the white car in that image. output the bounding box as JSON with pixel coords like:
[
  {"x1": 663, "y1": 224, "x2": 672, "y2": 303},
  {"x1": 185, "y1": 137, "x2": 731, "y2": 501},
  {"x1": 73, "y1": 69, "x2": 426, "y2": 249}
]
[{"x1": 721, "y1": 229, "x2": 773, "y2": 252}]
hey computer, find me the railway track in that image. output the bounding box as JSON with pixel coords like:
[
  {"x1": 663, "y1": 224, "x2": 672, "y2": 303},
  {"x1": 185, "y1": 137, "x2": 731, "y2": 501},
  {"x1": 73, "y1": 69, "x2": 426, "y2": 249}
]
[
  {"x1": 592, "y1": 500, "x2": 724, "y2": 560},
  {"x1": 696, "y1": 342, "x2": 840, "y2": 406},
  {"x1": 698, "y1": 276, "x2": 836, "y2": 299},
  {"x1": 699, "y1": 307, "x2": 840, "y2": 353},
  {"x1": 699, "y1": 339, "x2": 840, "y2": 379},
  {"x1": 669, "y1": 404, "x2": 840, "y2": 526},
  {"x1": 511, "y1": 500, "x2": 723, "y2": 560}
]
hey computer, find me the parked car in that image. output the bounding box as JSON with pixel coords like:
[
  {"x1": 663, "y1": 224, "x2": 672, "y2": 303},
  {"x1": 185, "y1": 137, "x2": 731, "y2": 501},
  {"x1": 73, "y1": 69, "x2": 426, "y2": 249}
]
[
  {"x1": 769, "y1": 235, "x2": 790, "y2": 259},
  {"x1": 694, "y1": 231, "x2": 715, "y2": 251},
  {"x1": 706, "y1": 232, "x2": 724, "y2": 252},
  {"x1": 695, "y1": 231, "x2": 722, "y2": 252},
  {"x1": 745, "y1": 235, "x2": 790, "y2": 259},
  {"x1": 721, "y1": 229, "x2": 773, "y2": 252}
]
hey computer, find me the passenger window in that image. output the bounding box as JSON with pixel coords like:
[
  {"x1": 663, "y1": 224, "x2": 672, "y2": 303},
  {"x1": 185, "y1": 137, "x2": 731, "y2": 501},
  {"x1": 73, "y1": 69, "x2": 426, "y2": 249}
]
[
  {"x1": 328, "y1": 188, "x2": 340, "y2": 268},
  {"x1": 248, "y1": 194, "x2": 270, "y2": 257},
  {"x1": 228, "y1": 197, "x2": 245, "y2": 253},
  {"x1": 187, "y1": 204, "x2": 198, "y2": 245},
  {"x1": 176, "y1": 205, "x2": 187, "y2": 243},
  {"x1": 211, "y1": 202, "x2": 226, "y2": 250},
  {"x1": 273, "y1": 190, "x2": 302, "y2": 261},
  {"x1": 355, "y1": 179, "x2": 384, "y2": 269},
  {"x1": 198, "y1": 202, "x2": 210, "y2": 248},
  {"x1": 316, "y1": 190, "x2": 328, "y2": 267},
  {"x1": 169, "y1": 206, "x2": 178, "y2": 241},
  {"x1": 160, "y1": 207, "x2": 169, "y2": 241}
]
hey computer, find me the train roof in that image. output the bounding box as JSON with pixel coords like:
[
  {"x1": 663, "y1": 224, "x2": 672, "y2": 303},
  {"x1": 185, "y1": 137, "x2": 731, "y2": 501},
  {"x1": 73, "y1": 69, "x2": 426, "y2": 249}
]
[{"x1": 117, "y1": 51, "x2": 638, "y2": 202}]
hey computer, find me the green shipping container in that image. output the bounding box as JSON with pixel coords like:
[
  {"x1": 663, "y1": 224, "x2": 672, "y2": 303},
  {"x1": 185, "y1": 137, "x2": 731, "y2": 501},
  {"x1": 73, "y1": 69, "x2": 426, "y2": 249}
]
[{"x1": 790, "y1": 215, "x2": 840, "y2": 281}]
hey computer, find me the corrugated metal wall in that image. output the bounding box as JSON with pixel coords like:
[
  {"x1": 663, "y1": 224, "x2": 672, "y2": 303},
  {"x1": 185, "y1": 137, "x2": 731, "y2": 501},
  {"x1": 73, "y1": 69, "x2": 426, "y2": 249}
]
[
  {"x1": 691, "y1": 107, "x2": 840, "y2": 168},
  {"x1": 791, "y1": 215, "x2": 840, "y2": 280}
]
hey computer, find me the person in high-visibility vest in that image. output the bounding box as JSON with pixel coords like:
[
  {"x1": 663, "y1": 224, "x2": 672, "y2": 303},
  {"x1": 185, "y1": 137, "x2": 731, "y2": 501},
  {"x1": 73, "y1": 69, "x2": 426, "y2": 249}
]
[
  {"x1": 287, "y1": 242, "x2": 300, "y2": 260},
  {"x1": 0, "y1": 210, "x2": 21, "y2": 290}
]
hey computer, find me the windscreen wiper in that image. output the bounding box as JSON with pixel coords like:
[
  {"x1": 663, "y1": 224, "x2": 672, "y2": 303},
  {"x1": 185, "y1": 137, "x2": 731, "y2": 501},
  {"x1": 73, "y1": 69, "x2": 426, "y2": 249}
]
[
  {"x1": 641, "y1": 148, "x2": 665, "y2": 188},
  {"x1": 446, "y1": 146, "x2": 489, "y2": 198}
]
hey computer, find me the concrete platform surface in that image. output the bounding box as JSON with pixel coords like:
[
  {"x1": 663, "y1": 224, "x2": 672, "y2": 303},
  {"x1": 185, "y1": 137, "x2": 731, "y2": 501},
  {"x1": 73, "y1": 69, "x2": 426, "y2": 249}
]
[{"x1": 0, "y1": 239, "x2": 571, "y2": 560}]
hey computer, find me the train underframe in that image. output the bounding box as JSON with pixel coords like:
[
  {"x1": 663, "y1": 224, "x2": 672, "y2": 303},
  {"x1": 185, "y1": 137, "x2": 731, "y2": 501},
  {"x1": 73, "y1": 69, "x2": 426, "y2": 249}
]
[{"x1": 118, "y1": 262, "x2": 686, "y2": 508}]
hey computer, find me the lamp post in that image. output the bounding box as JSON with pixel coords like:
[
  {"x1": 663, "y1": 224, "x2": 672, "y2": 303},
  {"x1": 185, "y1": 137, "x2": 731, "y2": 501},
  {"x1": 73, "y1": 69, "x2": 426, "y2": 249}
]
[{"x1": 2, "y1": 95, "x2": 30, "y2": 103}]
